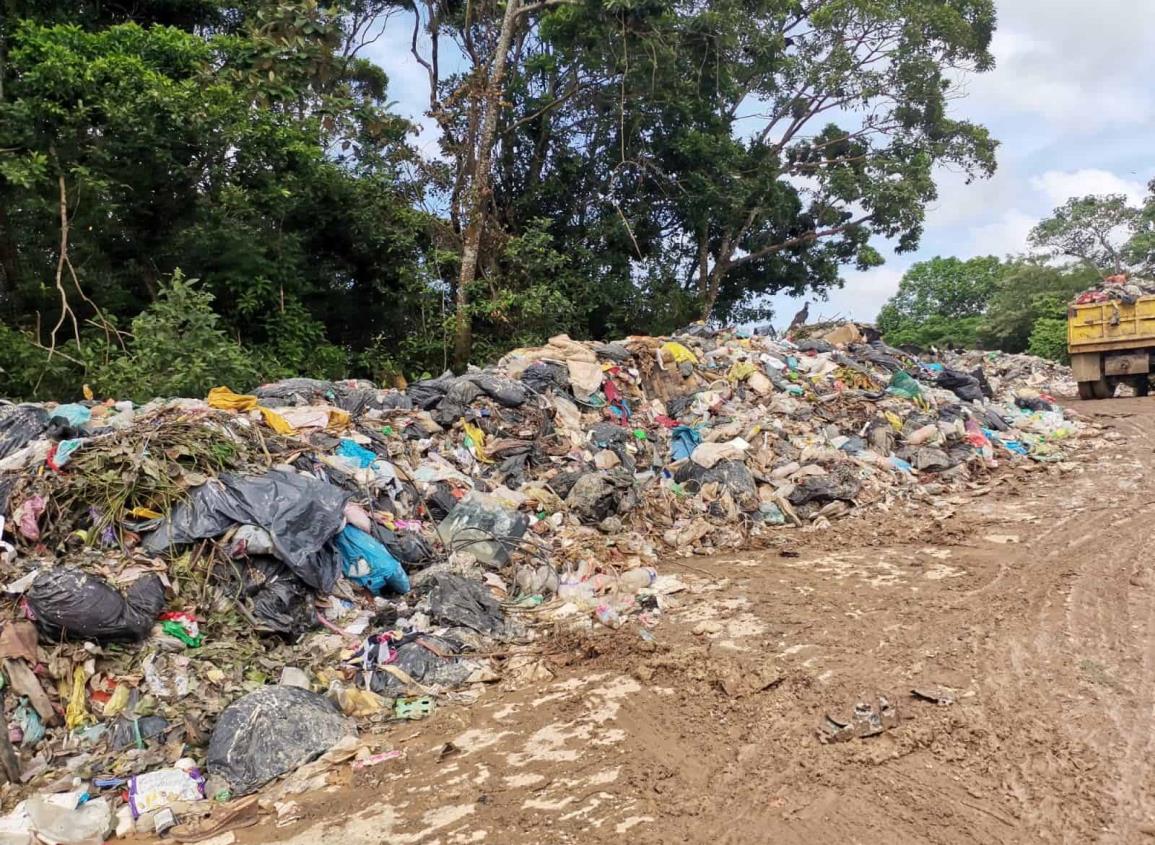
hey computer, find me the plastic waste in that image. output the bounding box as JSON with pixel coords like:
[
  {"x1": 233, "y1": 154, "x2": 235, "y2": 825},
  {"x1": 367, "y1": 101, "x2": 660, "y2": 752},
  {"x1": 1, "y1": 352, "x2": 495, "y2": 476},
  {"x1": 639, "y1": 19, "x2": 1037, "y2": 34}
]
[
  {"x1": 335, "y1": 439, "x2": 378, "y2": 468},
  {"x1": 887, "y1": 370, "x2": 923, "y2": 400},
  {"x1": 206, "y1": 686, "x2": 352, "y2": 796},
  {"x1": 427, "y1": 572, "x2": 505, "y2": 636},
  {"x1": 128, "y1": 766, "x2": 206, "y2": 817},
  {"x1": 27, "y1": 569, "x2": 164, "y2": 643},
  {"x1": 143, "y1": 469, "x2": 349, "y2": 592},
  {"x1": 436, "y1": 492, "x2": 529, "y2": 566},
  {"x1": 26, "y1": 793, "x2": 111, "y2": 845},
  {"x1": 47, "y1": 404, "x2": 90, "y2": 428},
  {"x1": 333, "y1": 525, "x2": 410, "y2": 595}
]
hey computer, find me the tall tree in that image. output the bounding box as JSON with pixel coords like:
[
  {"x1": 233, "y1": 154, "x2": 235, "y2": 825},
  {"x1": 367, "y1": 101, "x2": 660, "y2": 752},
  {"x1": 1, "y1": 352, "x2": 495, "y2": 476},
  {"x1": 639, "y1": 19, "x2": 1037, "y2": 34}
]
[
  {"x1": 404, "y1": 0, "x2": 999, "y2": 367},
  {"x1": 1029, "y1": 194, "x2": 1139, "y2": 275}
]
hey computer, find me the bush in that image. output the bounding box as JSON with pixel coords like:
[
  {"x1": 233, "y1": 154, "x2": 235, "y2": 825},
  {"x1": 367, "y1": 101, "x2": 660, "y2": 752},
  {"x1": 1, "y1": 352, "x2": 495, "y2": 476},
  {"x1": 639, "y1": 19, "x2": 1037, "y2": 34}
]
[
  {"x1": 92, "y1": 271, "x2": 260, "y2": 401},
  {"x1": 1027, "y1": 318, "x2": 1069, "y2": 364}
]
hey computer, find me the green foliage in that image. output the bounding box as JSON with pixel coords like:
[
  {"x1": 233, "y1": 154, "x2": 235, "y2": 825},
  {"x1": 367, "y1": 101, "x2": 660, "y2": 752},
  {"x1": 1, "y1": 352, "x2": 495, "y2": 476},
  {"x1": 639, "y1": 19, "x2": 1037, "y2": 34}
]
[
  {"x1": 977, "y1": 264, "x2": 1095, "y2": 353},
  {"x1": 881, "y1": 315, "x2": 984, "y2": 350},
  {"x1": 93, "y1": 271, "x2": 260, "y2": 401},
  {"x1": 1027, "y1": 318, "x2": 1070, "y2": 364},
  {"x1": 878, "y1": 257, "x2": 1095, "y2": 357},
  {"x1": 0, "y1": 0, "x2": 1005, "y2": 397},
  {"x1": 877, "y1": 256, "x2": 1006, "y2": 347}
]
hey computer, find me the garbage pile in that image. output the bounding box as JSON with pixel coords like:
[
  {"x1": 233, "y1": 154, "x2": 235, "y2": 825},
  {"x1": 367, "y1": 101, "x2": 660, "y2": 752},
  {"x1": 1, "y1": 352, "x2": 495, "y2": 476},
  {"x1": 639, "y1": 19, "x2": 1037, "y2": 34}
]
[
  {"x1": 0, "y1": 322, "x2": 1087, "y2": 840},
  {"x1": 1073, "y1": 273, "x2": 1155, "y2": 305}
]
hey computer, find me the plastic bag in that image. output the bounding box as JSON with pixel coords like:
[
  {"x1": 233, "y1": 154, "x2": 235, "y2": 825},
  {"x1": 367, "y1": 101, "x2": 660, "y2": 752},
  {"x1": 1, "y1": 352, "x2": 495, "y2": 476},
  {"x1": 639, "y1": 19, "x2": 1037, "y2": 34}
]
[
  {"x1": 935, "y1": 369, "x2": 984, "y2": 402},
  {"x1": 48, "y1": 404, "x2": 90, "y2": 427},
  {"x1": 887, "y1": 370, "x2": 923, "y2": 400},
  {"x1": 128, "y1": 767, "x2": 205, "y2": 818},
  {"x1": 207, "y1": 686, "x2": 352, "y2": 796},
  {"x1": 27, "y1": 569, "x2": 165, "y2": 643},
  {"x1": 238, "y1": 556, "x2": 316, "y2": 636},
  {"x1": 436, "y1": 493, "x2": 529, "y2": 565},
  {"x1": 144, "y1": 470, "x2": 349, "y2": 592},
  {"x1": 206, "y1": 387, "x2": 294, "y2": 434},
  {"x1": 0, "y1": 405, "x2": 49, "y2": 460},
  {"x1": 428, "y1": 572, "x2": 506, "y2": 637},
  {"x1": 335, "y1": 439, "x2": 377, "y2": 469},
  {"x1": 333, "y1": 526, "x2": 410, "y2": 595}
]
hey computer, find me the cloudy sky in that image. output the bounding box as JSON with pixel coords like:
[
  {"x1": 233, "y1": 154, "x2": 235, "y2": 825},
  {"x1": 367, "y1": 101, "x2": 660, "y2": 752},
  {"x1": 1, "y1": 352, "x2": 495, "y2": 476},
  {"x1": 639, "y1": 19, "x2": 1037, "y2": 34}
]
[{"x1": 366, "y1": 0, "x2": 1155, "y2": 327}]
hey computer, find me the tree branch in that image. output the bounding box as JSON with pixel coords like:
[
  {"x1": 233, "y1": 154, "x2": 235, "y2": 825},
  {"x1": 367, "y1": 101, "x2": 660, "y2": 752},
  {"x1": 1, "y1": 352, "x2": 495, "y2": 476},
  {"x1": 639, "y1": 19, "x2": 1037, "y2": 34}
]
[{"x1": 725, "y1": 213, "x2": 874, "y2": 272}]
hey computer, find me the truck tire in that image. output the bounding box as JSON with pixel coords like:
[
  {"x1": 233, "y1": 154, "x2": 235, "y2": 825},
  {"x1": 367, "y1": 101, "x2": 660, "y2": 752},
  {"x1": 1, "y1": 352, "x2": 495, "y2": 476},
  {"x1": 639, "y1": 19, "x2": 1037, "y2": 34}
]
[
  {"x1": 1078, "y1": 378, "x2": 1112, "y2": 400},
  {"x1": 1135, "y1": 375, "x2": 1151, "y2": 397}
]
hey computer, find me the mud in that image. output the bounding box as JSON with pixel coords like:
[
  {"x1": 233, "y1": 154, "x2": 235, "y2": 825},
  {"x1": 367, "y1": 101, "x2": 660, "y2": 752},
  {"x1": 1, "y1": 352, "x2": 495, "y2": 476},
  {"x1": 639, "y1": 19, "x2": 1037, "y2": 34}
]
[{"x1": 236, "y1": 397, "x2": 1155, "y2": 843}]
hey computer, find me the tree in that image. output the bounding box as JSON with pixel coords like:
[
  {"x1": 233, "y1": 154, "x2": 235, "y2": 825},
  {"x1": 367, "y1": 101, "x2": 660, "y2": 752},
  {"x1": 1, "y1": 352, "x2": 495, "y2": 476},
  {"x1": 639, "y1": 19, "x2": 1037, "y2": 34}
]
[
  {"x1": 403, "y1": 0, "x2": 1000, "y2": 367},
  {"x1": 0, "y1": 4, "x2": 437, "y2": 396},
  {"x1": 978, "y1": 262, "x2": 1096, "y2": 353},
  {"x1": 1028, "y1": 194, "x2": 1139, "y2": 275},
  {"x1": 876, "y1": 256, "x2": 1006, "y2": 346}
]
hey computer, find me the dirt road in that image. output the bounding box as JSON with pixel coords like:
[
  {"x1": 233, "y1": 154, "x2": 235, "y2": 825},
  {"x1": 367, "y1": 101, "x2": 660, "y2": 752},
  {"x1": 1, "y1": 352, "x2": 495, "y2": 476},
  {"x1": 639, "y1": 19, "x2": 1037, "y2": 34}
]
[{"x1": 240, "y1": 398, "x2": 1155, "y2": 844}]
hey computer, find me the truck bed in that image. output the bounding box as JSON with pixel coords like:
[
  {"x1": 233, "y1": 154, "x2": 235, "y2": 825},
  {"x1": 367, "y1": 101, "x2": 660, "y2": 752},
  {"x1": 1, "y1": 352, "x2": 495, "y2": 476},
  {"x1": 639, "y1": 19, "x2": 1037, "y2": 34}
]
[{"x1": 1068, "y1": 296, "x2": 1155, "y2": 353}]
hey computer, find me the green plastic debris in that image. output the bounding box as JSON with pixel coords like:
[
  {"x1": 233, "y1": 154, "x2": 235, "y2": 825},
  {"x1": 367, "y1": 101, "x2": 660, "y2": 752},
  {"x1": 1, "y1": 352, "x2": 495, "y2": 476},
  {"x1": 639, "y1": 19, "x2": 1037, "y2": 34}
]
[
  {"x1": 161, "y1": 620, "x2": 203, "y2": 648},
  {"x1": 381, "y1": 425, "x2": 394, "y2": 436},
  {"x1": 633, "y1": 428, "x2": 648, "y2": 441},
  {"x1": 887, "y1": 370, "x2": 922, "y2": 400}
]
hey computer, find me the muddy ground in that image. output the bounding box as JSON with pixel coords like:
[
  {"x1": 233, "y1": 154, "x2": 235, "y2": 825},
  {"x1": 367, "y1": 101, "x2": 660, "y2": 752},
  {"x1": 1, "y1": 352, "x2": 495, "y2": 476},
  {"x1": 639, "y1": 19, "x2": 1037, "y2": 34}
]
[{"x1": 236, "y1": 397, "x2": 1155, "y2": 844}]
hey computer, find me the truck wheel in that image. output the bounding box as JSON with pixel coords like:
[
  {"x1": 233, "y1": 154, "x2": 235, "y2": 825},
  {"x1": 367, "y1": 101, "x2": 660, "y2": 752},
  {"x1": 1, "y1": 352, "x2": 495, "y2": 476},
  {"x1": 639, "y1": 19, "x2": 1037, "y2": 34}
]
[
  {"x1": 1134, "y1": 376, "x2": 1151, "y2": 397},
  {"x1": 1078, "y1": 381, "x2": 1096, "y2": 400},
  {"x1": 1093, "y1": 378, "x2": 1113, "y2": 399}
]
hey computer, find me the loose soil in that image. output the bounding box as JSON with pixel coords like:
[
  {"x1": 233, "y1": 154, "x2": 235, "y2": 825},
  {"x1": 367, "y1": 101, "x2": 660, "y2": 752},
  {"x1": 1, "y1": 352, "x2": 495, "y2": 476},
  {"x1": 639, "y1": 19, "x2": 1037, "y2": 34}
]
[{"x1": 237, "y1": 397, "x2": 1155, "y2": 844}]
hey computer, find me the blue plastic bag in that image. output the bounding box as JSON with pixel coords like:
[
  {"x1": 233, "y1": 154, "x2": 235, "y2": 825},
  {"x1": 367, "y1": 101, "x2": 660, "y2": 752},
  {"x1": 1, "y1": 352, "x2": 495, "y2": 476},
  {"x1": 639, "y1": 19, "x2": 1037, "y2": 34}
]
[
  {"x1": 334, "y1": 525, "x2": 410, "y2": 594},
  {"x1": 50, "y1": 403, "x2": 91, "y2": 427},
  {"x1": 336, "y1": 439, "x2": 377, "y2": 469},
  {"x1": 670, "y1": 425, "x2": 702, "y2": 461}
]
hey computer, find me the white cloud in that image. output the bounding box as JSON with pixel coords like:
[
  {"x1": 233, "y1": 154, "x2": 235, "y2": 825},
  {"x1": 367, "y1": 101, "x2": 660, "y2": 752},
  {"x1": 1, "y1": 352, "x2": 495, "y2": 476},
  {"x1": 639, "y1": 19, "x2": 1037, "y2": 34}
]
[
  {"x1": 1030, "y1": 169, "x2": 1147, "y2": 208},
  {"x1": 963, "y1": 210, "x2": 1038, "y2": 260}
]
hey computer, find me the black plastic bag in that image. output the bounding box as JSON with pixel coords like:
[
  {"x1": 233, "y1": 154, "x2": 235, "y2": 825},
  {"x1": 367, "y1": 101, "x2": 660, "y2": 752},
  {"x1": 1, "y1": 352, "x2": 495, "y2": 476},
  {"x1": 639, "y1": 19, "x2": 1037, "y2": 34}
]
[
  {"x1": 236, "y1": 556, "x2": 316, "y2": 637},
  {"x1": 936, "y1": 368, "x2": 984, "y2": 402},
  {"x1": 787, "y1": 468, "x2": 862, "y2": 506},
  {"x1": 520, "y1": 362, "x2": 570, "y2": 394},
  {"x1": 470, "y1": 374, "x2": 527, "y2": 407},
  {"x1": 368, "y1": 635, "x2": 475, "y2": 695},
  {"x1": 970, "y1": 367, "x2": 994, "y2": 399},
  {"x1": 0, "y1": 404, "x2": 49, "y2": 460},
  {"x1": 27, "y1": 569, "x2": 165, "y2": 643},
  {"x1": 1015, "y1": 396, "x2": 1054, "y2": 412},
  {"x1": 673, "y1": 459, "x2": 757, "y2": 503},
  {"x1": 428, "y1": 573, "x2": 505, "y2": 637},
  {"x1": 207, "y1": 686, "x2": 351, "y2": 795},
  {"x1": 143, "y1": 469, "x2": 349, "y2": 592}
]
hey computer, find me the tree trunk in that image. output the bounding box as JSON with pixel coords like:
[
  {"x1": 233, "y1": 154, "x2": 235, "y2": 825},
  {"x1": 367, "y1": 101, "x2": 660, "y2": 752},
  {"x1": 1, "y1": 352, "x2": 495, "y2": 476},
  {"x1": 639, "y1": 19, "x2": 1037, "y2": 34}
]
[{"x1": 452, "y1": 0, "x2": 521, "y2": 372}]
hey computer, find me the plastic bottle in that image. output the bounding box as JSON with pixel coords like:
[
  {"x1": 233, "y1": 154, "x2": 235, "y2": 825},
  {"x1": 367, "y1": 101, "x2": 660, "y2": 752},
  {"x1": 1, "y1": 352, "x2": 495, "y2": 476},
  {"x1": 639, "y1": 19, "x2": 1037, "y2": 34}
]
[
  {"x1": 594, "y1": 604, "x2": 621, "y2": 629},
  {"x1": 616, "y1": 567, "x2": 657, "y2": 592}
]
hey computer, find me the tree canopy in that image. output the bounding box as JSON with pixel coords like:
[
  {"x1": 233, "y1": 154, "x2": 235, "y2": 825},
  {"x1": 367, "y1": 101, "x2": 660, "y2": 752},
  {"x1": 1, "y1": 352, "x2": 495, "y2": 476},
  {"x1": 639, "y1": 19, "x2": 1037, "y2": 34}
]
[{"x1": 1, "y1": 0, "x2": 1001, "y2": 398}]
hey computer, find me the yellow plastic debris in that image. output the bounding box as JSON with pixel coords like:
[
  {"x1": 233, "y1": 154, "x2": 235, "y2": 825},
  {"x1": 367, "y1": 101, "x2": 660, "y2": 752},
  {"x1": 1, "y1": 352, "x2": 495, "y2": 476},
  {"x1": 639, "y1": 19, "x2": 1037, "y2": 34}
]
[
  {"x1": 206, "y1": 386, "x2": 294, "y2": 434},
  {"x1": 325, "y1": 408, "x2": 351, "y2": 431},
  {"x1": 102, "y1": 683, "x2": 131, "y2": 718},
  {"x1": 462, "y1": 421, "x2": 493, "y2": 463},
  {"x1": 660, "y1": 341, "x2": 699, "y2": 365},
  {"x1": 65, "y1": 667, "x2": 92, "y2": 730},
  {"x1": 885, "y1": 411, "x2": 904, "y2": 431},
  {"x1": 82, "y1": 384, "x2": 94, "y2": 401},
  {"x1": 206, "y1": 386, "x2": 254, "y2": 411},
  {"x1": 129, "y1": 506, "x2": 163, "y2": 520},
  {"x1": 728, "y1": 361, "x2": 756, "y2": 382}
]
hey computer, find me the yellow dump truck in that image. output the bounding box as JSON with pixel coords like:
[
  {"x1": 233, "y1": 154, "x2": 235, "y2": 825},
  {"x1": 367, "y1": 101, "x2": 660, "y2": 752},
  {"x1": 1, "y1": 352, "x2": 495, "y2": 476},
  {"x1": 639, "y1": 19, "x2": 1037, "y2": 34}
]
[{"x1": 1068, "y1": 296, "x2": 1155, "y2": 398}]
